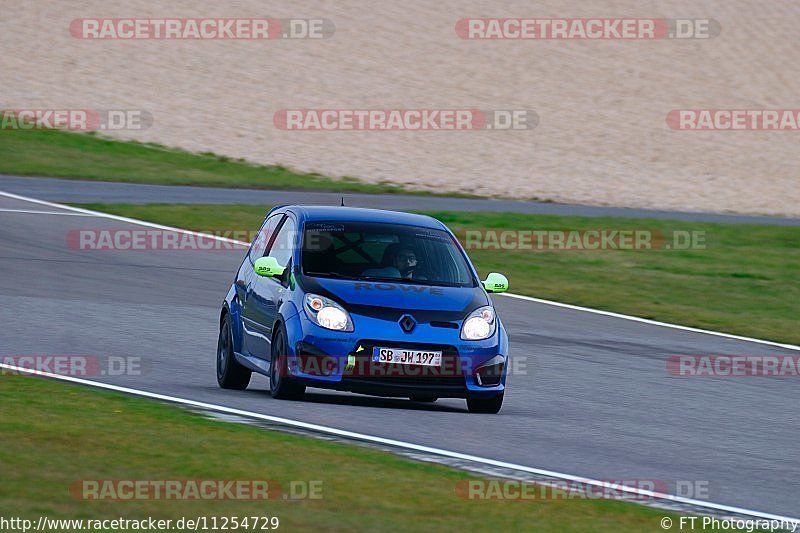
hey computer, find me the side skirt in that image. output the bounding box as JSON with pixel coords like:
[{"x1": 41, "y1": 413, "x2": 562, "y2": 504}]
[{"x1": 234, "y1": 351, "x2": 270, "y2": 376}]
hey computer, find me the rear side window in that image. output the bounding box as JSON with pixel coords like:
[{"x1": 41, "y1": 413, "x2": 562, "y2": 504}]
[{"x1": 249, "y1": 214, "x2": 283, "y2": 264}]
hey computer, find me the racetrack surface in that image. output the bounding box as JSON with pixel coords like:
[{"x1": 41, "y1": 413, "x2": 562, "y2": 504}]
[
  {"x1": 3, "y1": 175, "x2": 800, "y2": 226},
  {"x1": 1, "y1": 194, "x2": 798, "y2": 517}
]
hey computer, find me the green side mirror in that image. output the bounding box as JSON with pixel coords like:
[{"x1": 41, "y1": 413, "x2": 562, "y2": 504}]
[
  {"x1": 482, "y1": 272, "x2": 509, "y2": 293},
  {"x1": 254, "y1": 256, "x2": 285, "y2": 277}
]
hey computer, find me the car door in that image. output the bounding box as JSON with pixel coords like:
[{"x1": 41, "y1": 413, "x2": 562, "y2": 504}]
[
  {"x1": 240, "y1": 213, "x2": 283, "y2": 357},
  {"x1": 242, "y1": 214, "x2": 297, "y2": 359}
]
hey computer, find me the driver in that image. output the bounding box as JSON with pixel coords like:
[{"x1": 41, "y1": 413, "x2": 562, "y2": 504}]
[
  {"x1": 361, "y1": 243, "x2": 421, "y2": 280},
  {"x1": 391, "y1": 246, "x2": 418, "y2": 279}
]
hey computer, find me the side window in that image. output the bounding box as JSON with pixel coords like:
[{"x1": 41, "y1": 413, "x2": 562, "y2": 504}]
[
  {"x1": 249, "y1": 214, "x2": 283, "y2": 264},
  {"x1": 266, "y1": 217, "x2": 296, "y2": 268}
]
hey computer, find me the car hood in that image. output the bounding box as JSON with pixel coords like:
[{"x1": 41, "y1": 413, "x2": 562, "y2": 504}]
[{"x1": 298, "y1": 275, "x2": 489, "y2": 315}]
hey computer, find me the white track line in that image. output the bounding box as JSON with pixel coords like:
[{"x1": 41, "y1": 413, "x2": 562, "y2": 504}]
[
  {"x1": 1, "y1": 188, "x2": 796, "y2": 352},
  {"x1": 0, "y1": 207, "x2": 96, "y2": 216},
  {"x1": 2, "y1": 362, "x2": 797, "y2": 524},
  {"x1": 497, "y1": 292, "x2": 800, "y2": 352},
  {"x1": 0, "y1": 190, "x2": 247, "y2": 248}
]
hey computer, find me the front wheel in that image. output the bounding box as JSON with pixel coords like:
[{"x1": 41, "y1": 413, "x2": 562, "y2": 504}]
[
  {"x1": 270, "y1": 324, "x2": 305, "y2": 400},
  {"x1": 466, "y1": 393, "x2": 503, "y2": 414},
  {"x1": 217, "y1": 313, "x2": 251, "y2": 390}
]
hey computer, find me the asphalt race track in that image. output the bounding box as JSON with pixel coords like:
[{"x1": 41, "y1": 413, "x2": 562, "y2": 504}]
[
  {"x1": 1, "y1": 193, "x2": 798, "y2": 518},
  {"x1": 3, "y1": 175, "x2": 800, "y2": 226}
]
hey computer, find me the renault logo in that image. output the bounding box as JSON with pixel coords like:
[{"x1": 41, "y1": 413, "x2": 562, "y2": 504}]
[{"x1": 398, "y1": 314, "x2": 416, "y2": 333}]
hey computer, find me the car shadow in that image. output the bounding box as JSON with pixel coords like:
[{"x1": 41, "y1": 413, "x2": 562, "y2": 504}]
[
  {"x1": 196, "y1": 381, "x2": 468, "y2": 413},
  {"x1": 298, "y1": 390, "x2": 467, "y2": 413}
]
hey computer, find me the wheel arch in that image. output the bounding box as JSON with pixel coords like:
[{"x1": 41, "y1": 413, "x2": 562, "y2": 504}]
[{"x1": 220, "y1": 304, "x2": 230, "y2": 327}]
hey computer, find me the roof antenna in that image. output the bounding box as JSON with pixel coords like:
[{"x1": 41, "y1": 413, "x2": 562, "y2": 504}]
[{"x1": 340, "y1": 196, "x2": 345, "y2": 206}]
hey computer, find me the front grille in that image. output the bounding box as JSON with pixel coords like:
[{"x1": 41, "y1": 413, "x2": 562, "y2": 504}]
[
  {"x1": 343, "y1": 339, "x2": 467, "y2": 389},
  {"x1": 345, "y1": 375, "x2": 466, "y2": 389}
]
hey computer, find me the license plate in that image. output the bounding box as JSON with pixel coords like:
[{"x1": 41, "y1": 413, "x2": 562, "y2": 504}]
[{"x1": 372, "y1": 347, "x2": 442, "y2": 367}]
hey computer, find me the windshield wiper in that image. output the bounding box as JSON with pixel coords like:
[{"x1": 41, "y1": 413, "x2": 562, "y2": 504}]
[
  {"x1": 304, "y1": 271, "x2": 463, "y2": 288},
  {"x1": 304, "y1": 271, "x2": 353, "y2": 279},
  {"x1": 353, "y1": 275, "x2": 461, "y2": 288}
]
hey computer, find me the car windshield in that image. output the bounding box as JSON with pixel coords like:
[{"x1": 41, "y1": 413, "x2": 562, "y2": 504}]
[{"x1": 301, "y1": 220, "x2": 475, "y2": 287}]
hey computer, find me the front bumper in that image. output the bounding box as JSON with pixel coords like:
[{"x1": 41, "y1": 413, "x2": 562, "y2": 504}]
[{"x1": 283, "y1": 310, "x2": 508, "y2": 398}]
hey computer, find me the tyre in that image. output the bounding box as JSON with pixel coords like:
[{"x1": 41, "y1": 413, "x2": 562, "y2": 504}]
[
  {"x1": 409, "y1": 395, "x2": 438, "y2": 403},
  {"x1": 270, "y1": 323, "x2": 306, "y2": 400},
  {"x1": 217, "y1": 312, "x2": 251, "y2": 390},
  {"x1": 466, "y1": 393, "x2": 503, "y2": 414}
]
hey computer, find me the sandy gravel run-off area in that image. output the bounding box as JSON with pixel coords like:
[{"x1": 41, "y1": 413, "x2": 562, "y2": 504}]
[{"x1": 2, "y1": 0, "x2": 800, "y2": 216}]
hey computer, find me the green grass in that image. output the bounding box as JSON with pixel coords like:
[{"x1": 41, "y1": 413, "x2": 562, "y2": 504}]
[
  {"x1": 0, "y1": 128, "x2": 477, "y2": 196},
  {"x1": 0, "y1": 375, "x2": 679, "y2": 531},
  {"x1": 73, "y1": 203, "x2": 800, "y2": 345}
]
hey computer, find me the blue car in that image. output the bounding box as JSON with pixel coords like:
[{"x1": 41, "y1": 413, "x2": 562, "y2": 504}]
[{"x1": 217, "y1": 205, "x2": 510, "y2": 413}]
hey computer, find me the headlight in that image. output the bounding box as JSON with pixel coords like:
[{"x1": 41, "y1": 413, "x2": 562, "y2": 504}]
[
  {"x1": 460, "y1": 305, "x2": 496, "y2": 340},
  {"x1": 305, "y1": 293, "x2": 354, "y2": 332}
]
